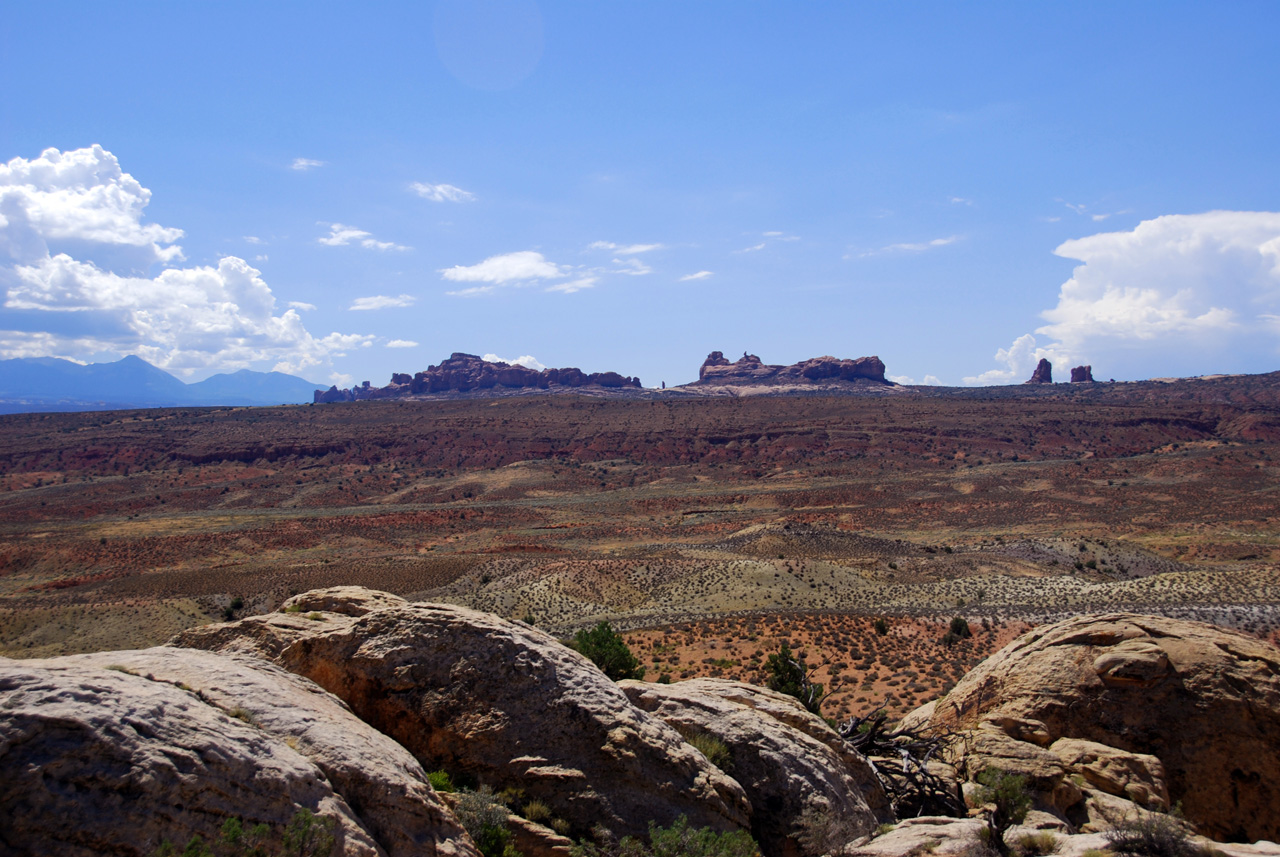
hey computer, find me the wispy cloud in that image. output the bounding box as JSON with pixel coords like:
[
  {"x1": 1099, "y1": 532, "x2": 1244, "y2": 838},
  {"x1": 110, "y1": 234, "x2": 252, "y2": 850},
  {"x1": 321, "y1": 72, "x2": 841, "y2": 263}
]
[
  {"x1": 387, "y1": 339, "x2": 419, "y2": 348},
  {"x1": 590, "y1": 241, "x2": 663, "y2": 254},
  {"x1": 244, "y1": 236, "x2": 265, "y2": 245},
  {"x1": 680, "y1": 270, "x2": 713, "y2": 281},
  {"x1": 291, "y1": 158, "x2": 325, "y2": 171},
  {"x1": 288, "y1": 301, "x2": 317, "y2": 312},
  {"x1": 318, "y1": 223, "x2": 409, "y2": 251},
  {"x1": 949, "y1": 196, "x2": 974, "y2": 206},
  {"x1": 737, "y1": 242, "x2": 767, "y2": 253},
  {"x1": 860, "y1": 235, "x2": 961, "y2": 257},
  {"x1": 411, "y1": 181, "x2": 476, "y2": 202},
  {"x1": 545, "y1": 277, "x2": 597, "y2": 294},
  {"x1": 612, "y1": 258, "x2": 651, "y2": 276},
  {"x1": 349, "y1": 294, "x2": 415, "y2": 311}
]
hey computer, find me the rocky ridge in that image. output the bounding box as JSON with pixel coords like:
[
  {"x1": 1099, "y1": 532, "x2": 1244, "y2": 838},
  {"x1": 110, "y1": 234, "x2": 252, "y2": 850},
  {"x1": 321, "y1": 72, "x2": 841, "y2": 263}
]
[
  {"x1": 693, "y1": 352, "x2": 888, "y2": 389},
  {"x1": 4, "y1": 588, "x2": 1280, "y2": 857},
  {"x1": 316, "y1": 353, "x2": 642, "y2": 403}
]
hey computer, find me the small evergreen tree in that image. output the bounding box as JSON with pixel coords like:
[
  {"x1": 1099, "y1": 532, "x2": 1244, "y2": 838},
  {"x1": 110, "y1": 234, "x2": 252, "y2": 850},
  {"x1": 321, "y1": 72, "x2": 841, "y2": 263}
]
[
  {"x1": 572, "y1": 622, "x2": 645, "y2": 681},
  {"x1": 765, "y1": 642, "x2": 824, "y2": 715},
  {"x1": 974, "y1": 768, "x2": 1032, "y2": 857}
]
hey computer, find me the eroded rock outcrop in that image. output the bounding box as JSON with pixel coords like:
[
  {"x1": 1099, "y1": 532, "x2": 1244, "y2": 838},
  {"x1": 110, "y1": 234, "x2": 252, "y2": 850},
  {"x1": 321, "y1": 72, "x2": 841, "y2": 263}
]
[
  {"x1": 695, "y1": 351, "x2": 888, "y2": 387},
  {"x1": 622, "y1": 678, "x2": 889, "y2": 857},
  {"x1": 316, "y1": 353, "x2": 642, "y2": 402},
  {"x1": 1026, "y1": 359, "x2": 1053, "y2": 384},
  {"x1": 1070, "y1": 365, "x2": 1094, "y2": 383},
  {"x1": 176, "y1": 595, "x2": 751, "y2": 840},
  {"x1": 0, "y1": 654, "x2": 417, "y2": 857},
  {"x1": 927, "y1": 613, "x2": 1280, "y2": 841}
]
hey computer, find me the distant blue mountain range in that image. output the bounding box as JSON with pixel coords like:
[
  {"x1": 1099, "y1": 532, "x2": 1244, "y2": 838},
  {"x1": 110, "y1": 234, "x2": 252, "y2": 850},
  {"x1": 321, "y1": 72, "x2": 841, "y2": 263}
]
[{"x1": 0, "y1": 356, "x2": 325, "y2": 413}]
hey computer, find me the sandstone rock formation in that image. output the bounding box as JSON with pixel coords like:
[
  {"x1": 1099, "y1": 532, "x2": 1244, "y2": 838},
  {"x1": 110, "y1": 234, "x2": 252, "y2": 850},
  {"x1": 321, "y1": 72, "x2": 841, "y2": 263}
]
[
  {"x1": 0, "y1": 655, "x2": 406, "y2": 857},
  {"x1": 622, "y1": 677, "x2": 888, "y2": 857},
  {"x1": 695, "y1": 351, "x2": 888, "y2": 387},
  {"x1": 1070, "y1": 365, "x2": 1094, "y2": 383},
  {"x1": 316, "y1": 353, "x2": 642, "y2": 402},
  {"x1": 176, "y1": 593, "x2": 752, "y2": 840},
  {"x1": 55, "y1": 646, "x2": 476, "y2": 857},
  {"x1": 927, "y1": 613, "x2": 1280, "y2": 841},
  {"x1": 1026, "y1": 359, "x2": 1053, "y2": 384}
]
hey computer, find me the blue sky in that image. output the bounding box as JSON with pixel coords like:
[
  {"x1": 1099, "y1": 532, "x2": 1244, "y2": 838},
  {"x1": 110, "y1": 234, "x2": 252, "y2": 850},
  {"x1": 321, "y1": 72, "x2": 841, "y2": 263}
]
[{"x1": 3, "y1": 1, "x2": 1280, "y2": 387}]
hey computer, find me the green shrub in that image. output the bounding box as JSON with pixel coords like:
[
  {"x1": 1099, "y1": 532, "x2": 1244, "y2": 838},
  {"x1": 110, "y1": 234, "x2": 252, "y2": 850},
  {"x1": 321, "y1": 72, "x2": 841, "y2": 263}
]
[
  {"x1": 949, "y1": 616, "x2": 972, "y2": 638},
  {"x1": 522, "y1": 799, "x2": 553, "y2": 824},
  {"x1": 572, "y1": 622, "x2": 645, "y2": 681},
  {"x1": 765, "y1": 641, "x2": 823, "y2": 715},
  {"x1": 974, "y1": 768, "x2": 1032, "y2": 857},
  {"x1": 152, "y1": 810, "x2": 328, "y2": 857},
  {"x1": 686, "y1": 731, "x2": 732, "y2": 771},
  {"x1": 874, "y1": 618, "x2": 889, "y2": 636},
  {"x1": 428, "y1": 770, "x2": 456, "y2": 793},
  {"x1": 572, "y1": 816, "x2": 760, "y2": 857}
]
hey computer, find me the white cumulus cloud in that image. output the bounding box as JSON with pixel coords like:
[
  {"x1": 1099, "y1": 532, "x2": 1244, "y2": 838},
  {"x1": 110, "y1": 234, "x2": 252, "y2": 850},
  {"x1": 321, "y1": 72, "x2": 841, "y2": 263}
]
[
  {"x1": 0, "y1": 145, "x2": 371, "y2": 377},
  {"x1": 966, "y1": 210, "x2": 1280, "y2": 383},
  {"x1": 442, "y1": 250, "x2": 565, "y2": 284},
  {"x1": 318, "y1": 223, "x2": 409, "y2": 251},
  {"x1": 410, "y1": 182, "x2": 476, "y2": 202},
  {"x1": 349, "y1": 294, "x2": 415, "y2": 311},
  {"x1": 483, "y1": 353, "x2": 546, "y2": 371},
  {"x1": 387, "y1": 339, "x2": 419, "y2": 348}
]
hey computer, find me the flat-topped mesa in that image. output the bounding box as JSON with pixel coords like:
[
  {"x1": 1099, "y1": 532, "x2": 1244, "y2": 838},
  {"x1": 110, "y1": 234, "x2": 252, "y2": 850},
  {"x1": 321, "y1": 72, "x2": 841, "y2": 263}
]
[
  {"x1": 315, "y1": 352, "x2": 642, "y2": 402},
  {"x1": 695, "y1": 351, "x2": 888, "y2": 386},
  {"x1": 1026, "y1": 358, "x2": 1053, "y2": 384}
]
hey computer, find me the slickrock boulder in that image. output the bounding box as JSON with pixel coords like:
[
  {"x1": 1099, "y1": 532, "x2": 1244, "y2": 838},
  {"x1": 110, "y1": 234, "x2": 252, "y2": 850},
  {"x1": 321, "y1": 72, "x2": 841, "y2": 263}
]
[
  {"x1": 0, "y1": 656, "x2": 388, "y2": 857},
  {"x1": 621, "y1": 678, "x2": 889, "y2": 857},
  {"x1": 176, "y1": 594, "x2": 751, "y2": 840},
  {"x1": 927, "y1": 613, "x2": 1280, "y2": 842},
  {"x1": 1026, "y1": 358, "x2": 1053, "y2": 383},
  {"x1": 281, "y1": 586, "x2": 410, "y2": 616},
  {"x1": 59, "y1": 647, "x2": 476, "y2": 857},
  {"x1": 1070, "y1": 365, "x2": 1094, "y2": 383},
  {"x1": 838, "y1": 817, "x2": 987, "y2": 857}
]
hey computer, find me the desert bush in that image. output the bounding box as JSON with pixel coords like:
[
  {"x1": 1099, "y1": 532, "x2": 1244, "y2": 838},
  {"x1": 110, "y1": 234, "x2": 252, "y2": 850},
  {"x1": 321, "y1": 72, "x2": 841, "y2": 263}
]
[
  {"x1": 949, "y1": 616, "x2": 972, "y2": 638},
  {"x1": 874, "y1": 618, "x2": 889, "y2": 636},
  {"x1": 578, "y1": 816, "x2": 760, "y2": 857},
  {"x1": 152, "y1": 809, "x2": 331, "y2": 857},
  {"x1": 1014, "y1": 831, "x2": 1059, "y2": 856},
  {"x1": 521, "y1": 799, "x2": 553, "y2": 824},
  {"x1": 455, "y1": 787, "x2": 519, "y2": 857},
  {"x1": 572, "y1": 621, "x2": 646, "y2": 681},
  {"x1": 796, "y1": 804, "x2": 862, "y2": 856},
  {"x1": 1104, "y1": 810, "x2": 1210, "y2": 857}
]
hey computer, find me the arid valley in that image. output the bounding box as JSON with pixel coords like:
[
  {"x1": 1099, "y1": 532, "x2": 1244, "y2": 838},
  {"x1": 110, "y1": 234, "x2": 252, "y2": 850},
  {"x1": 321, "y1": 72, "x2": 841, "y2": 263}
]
[{"x1": 5, "y1": 372, "x2": 1280, "y2": 722}]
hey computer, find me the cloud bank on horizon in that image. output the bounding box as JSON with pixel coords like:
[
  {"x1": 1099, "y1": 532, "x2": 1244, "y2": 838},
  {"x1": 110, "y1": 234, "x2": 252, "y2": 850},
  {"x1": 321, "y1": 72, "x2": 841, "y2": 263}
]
[
  {"x1": 0, "y1": 146, "x2": 371, "y2": 379},
  {"x1": 967, "y1": 212, "x2": 1280, "y2": 384},
  {"x1": 4, "y1": 148, "x2": 1280, "y2": 387}
]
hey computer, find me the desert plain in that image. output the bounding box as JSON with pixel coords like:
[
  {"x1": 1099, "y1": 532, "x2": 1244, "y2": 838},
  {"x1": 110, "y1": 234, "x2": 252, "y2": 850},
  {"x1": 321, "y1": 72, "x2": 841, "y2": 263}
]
[{"x1": 3, "y1": 373, "x2": 1280, "y2": 720}]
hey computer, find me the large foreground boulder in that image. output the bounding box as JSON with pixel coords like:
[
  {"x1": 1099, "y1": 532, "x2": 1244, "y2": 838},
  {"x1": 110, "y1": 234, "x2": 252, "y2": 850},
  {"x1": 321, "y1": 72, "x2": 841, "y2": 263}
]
[
  {"x1": 622, "y1": 678, "x2": 888, "y2": 857},
  {"x1": 176, "y1": 593, "x2": 751, "y2": 840},
  {"x1": 927, "y1": 613, "x2": 1280, "y2": 842},
  {"x1": 58, "y1": 647, "x2": 475, "y2": 857},
  {"x1": 0, "y1": 656, "x2": 407, "y2": 857}
]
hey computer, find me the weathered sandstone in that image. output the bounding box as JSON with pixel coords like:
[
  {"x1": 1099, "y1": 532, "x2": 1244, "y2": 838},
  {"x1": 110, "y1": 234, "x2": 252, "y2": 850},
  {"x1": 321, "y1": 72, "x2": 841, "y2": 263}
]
[
  {"x1": 0, "y1": 656, "x2": 388, "y2": 856},
  {"x1": 176, "y1": 593, "x2": 752, "y2": 840},
  {"x1": 60, "y1": 646, "x2": 476, "y2": 857},
  {"x1": 696, "y1": 351, "x2": 888, "y2": 386},
  {"x1": 1026, "y1": 359, "x2": 1053, "y2": 384},
  {"x1": 928, "y1": 613, "x2": 1280, "y2": 841},
  {"x1": 622, "y1": 677, "x2": 888, "y2": 857}
]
